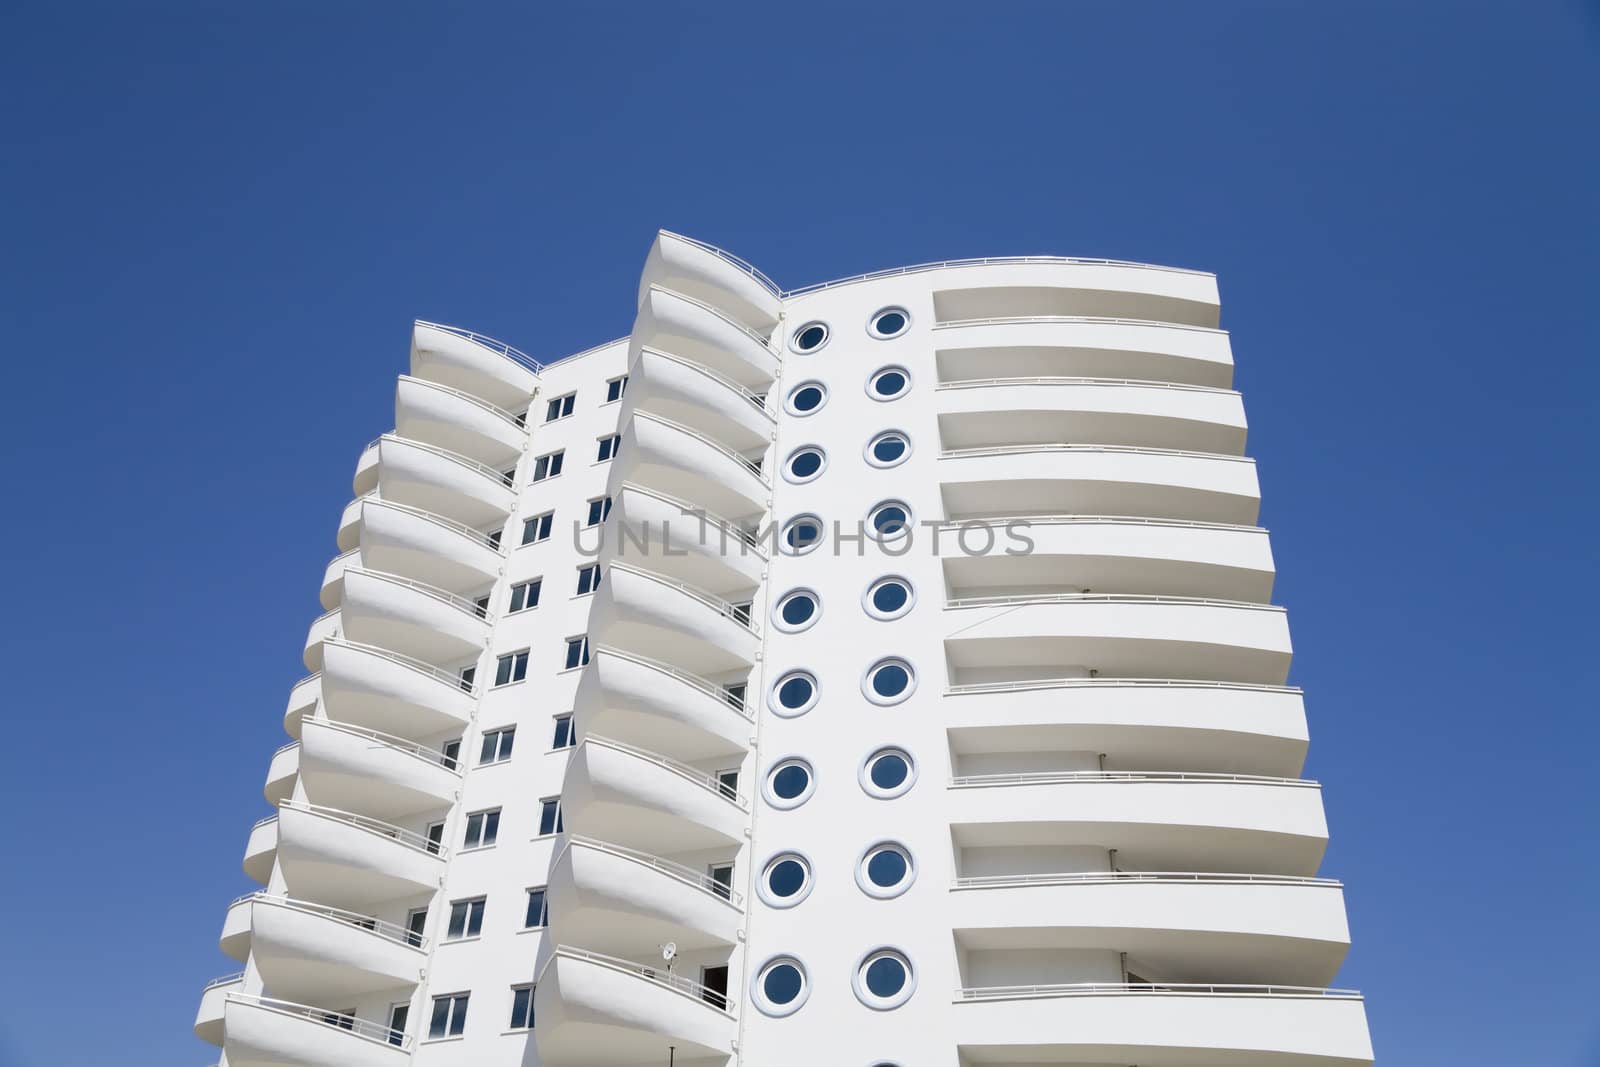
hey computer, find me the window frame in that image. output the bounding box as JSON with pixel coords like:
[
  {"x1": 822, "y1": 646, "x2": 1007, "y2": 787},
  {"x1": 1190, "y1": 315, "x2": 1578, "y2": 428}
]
[
  {"x1": 427, "y1": 992, "x2": 470, "y2": 1040},
  {"x1": 462, "y1": 808, "x2": 501, "y2": 850},
  {"x1": 544, "y1": 393, "x2": 576, "y2": 422},
  {"x1": 521, "y1": 511, "x2": 554, "y2": 545},
  {"x1": 530, "y1": 450, "x2": 565, "y2": 482},
  {"x1": 509, "y1": 577, "x2": 543, "y2": 613}
]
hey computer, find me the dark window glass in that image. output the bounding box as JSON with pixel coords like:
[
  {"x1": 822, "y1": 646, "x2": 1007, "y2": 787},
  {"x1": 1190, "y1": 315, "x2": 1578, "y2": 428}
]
[
  {"x1": 510, "y1": 985, "x2": 534, "y2": 1028},
  {"x1": 564, "y1": 636, "x2": 589, "y2": 670},
  {"x1": 525, "y1": 888, "x2": 548, "y2": 927},
  {"x1": 538, "y1": 800, "x2": 563, "y2": 836},
  {"x1": 552, "y1": 717, "x2": 574, "y2": 749}
]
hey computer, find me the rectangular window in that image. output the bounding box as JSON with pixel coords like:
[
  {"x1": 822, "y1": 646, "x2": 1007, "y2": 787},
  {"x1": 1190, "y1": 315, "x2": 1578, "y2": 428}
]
[
  {"x1": 722, "y1": 683, "x2": 746, "y2": 710},
  {"x1": 521, "y1": 512, "x2": 554, "y2": 545},
  {"x1": 463, "y1": 808, "x2": 500, "y2": 849},
  {"x1": 473, "y1": 594, "x2": 490, "y2": 619},
  {"x1": 730, "y1": 600, "x2": 752, "y2": 626},
  {"x1": 716, "y1": 769, "x2": 739, "y2": 800},
  {"x1": 700, "y1": 965, "x2": 729, "y2": 1011},
  {"x1": 530, "y1": 450, "x2": 565, "y2": 482},
  {"x1": 595, "y1": 434, "x2": 621, "y2": 462},
  {"x1": 509, "y1": 578, "x2": 542, "y2": 613},
  {"x1": 485, "y1": 526, "x2": 502, "y2": 550},
  {"x1": 425, "y1": 821, "x2": 445, "y2": 855},
  {"x1": 499, "y1": 466, "x2": 517, "y2": 487},
  {"x1": 405, "y1": 908, "x2": 428, "y2": 948},
  {"x1": 428, "y1": 992, "x2": 469, "y2": 1039},
  {"x1": 458, "y1": 665, "x2": 477, "y2": 692},
  {"x1": 544, "y1": 393, "x2": 576, "y2": 422},
  {"x1": 551, "y1": 715, "x2": 574, "y2": 750},
  {"x1": 537, "y1": 798, "x2": 563, "y2": 837},
  {"x1": 445, "y1": 897, "x2": 486, "y2": 940},
  {"x1": 479, "y1": 726, "x2": 515, "y2": 765},
  {"x1": 525, "y1": 886, "x2": 549, "y2": 928},
  {"x1": 494, "y1": 650, "x2": 529, "y2": 687},
  {"x1": 708, "y1": 863, "x2": 734, "y2": 901},
  {"x1": 387, "y1": 1003, "x2": 409, "y2": 1046},
  {"x1": 575, "y1": 564, "x2": 601, "y2": 596},
  {"x1": 605, "y1": 375, "x2": 628, "y2": 403},
  {"x1": 509, "y1": 984, "x2": 535, "y2": 1030},
  {"x1": 563, "y1": 635, "x2": 589, "y2": 670},
  {"x1": 584, "y1": 496, "x2": 612, "y2": 528}
]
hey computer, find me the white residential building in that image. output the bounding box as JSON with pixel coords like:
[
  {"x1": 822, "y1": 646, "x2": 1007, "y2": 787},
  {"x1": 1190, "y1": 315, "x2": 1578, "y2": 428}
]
[{"x1": 194, "y1": 230, "x2": 1375, "y2": 1067}]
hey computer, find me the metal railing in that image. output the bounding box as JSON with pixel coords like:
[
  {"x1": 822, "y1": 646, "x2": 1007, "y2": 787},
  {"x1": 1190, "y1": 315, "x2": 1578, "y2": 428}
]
[
  {"x1": 955, "y1": 981, "x2": 1359, "y2": 1001},
  {"x1": 250, "y1": 813, "x2": 279, "y2": 831},
  {"x1": 269, "y1": 739, "x2": 299, "y2": 760},
  {"x1": 344, "y1": 565, "x2": 493, "y2": 622},
  {"x1": 304, "y1": 717, "x2": 465, "y2": 775},
  {"x1": 946, "y1": 675, "x2": 1300, "y2": 696},
  {"x1": 243, "y1": 892, "x2": 431, "y2": 950},
  {"x1": 631, "y1": 411, "x2": 770, "y2": 482},
  {"x1": 584, "y1": 735, "x2": 750, "y2": 810},
  {"x1": 224, "y1": 992, "x2": 412, "y2": 1049},
  {"x1": 397, "y1": 373, "x2": 528, "y2": 430},
  {"x1": 564, "y1": 835, "x2": 744, "y2": 907},
  {"x1": 949, "y1": 770, "x2": 1319, "y2": 789},
  {"x1": 546, "y1": 945, "x2": 737, "y2": 1014},
  {"x1": 203, "y1": 971, "x2": 245, "y2": 990},
  {"x1": 930, "y1": 513, "x2": 1264, "y2": 534},
  {"x1": 591, "y1": 645, "x2": 755, "y2": 719},
  {"x1": 952, "y1": 871, "x2": 1341, "y2": 890},
  {"x1": 372, "y1": 432, "x2": 517, "y2": 487},
  {"x1": 606, "y1": 563, "x2": 759, "y2": 633},
  {"x1": 940, "y1": 442, "x2": 1256, "y2": 464},
  {"x1": 786, "y1": 255, "x2": 1213, "y2": 297},
  {"x1": 278, "y1": 799, "x2": 450, "y2": 858},
  {"x1": 945, "y1": 591, "x2": 1284, "y2": 614},
  {"x1": 642, "y1": 283, "x2": 779, "y2": 353},
  {"x1": 935, "y1": 375, "x2": 1237, "y2": 395},
  {"x1": 360, "y1": 496, "x2": 506, "y2": 553},
  {"x1": 933, "y1": 313, "x2": 1224, "y2": 334},
  {"x1": 415, "y1": 318, "x2": 543, "y2": 376},
  {"x1": 660, "y1": 229, "x2": 783, "y2": 297},
  {"x1": 324, "y1": 636, "x2": 478, "y2": 695},
  {"x1": 636, "y1": 346, "x2": 776, "y2": 413},
  {"x1": 614, "y1": 482, "x2": 769, "y2": 559}
]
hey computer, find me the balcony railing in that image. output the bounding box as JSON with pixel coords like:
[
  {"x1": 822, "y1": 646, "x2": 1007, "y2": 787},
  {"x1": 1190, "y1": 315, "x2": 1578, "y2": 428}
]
[
  {"x1": 370, "y1": 432, "x2": 516, "y2": 487},
  {"x1": 786, "y1": 257, "x2": 1212, "y2": 298},
  {"x1": 309, "y1": 717, "x2": 466, "y2": 775},
  {"x1": 543, "y1": 945, "x2": 738, "y2": 1014},
  {"x1": 564, "y1": 834, "x2": 744, "y2": 907},
  {"x1": 236, "y1": 891, "x2": 431, "y2": 950},
  {"x1": 593, "y1": 646, "x2": 755, "y2": 719},
  {"x1": 204, "y1": 971, "x2": 245, "y2": 990},
  {"x1": 416, "y1": 318, "x2": 543, "y2": 376},
  {"x1": 586, "y1": 736, "x2": 750, "y2": 811},
  {"x1": 949, "y1": 770, "x2": 1319, "y2": 789},
  {"x1": 637, "y1": 346, "x2": 775, "y2": 412},
  {"x1": 225, "y1": 992, "x2": 412, "y2": 1049},
  {"x1": 607, "y1": 563, "x2": 758, "y2": 634},
  {"x1": 660, "y1": 229, "x2": 783, "y2": 298},
  {"x1": 955, "y1": 982, "x2": 1360, "y2": 1001},
  {"x1": 323, "y1": 638, "x2": 478, "y2": 695},
  {"x1": 616, "y1": 483, "x2": 768, "y2": 557},
  {"x1": 278, "y1": 799, "x2": 449, "y2": 858},
  {"x1": 347, "y1": 566, "x2": 493, "y2": 622},
  {"x1": 363, "y1": 496, "x2": 507, "y2": 553},
  {"x1": 952, "y1": 871, "x2": 1342, "y2": 890},
  {"x1": 398, "y1": 373, "x2": 528, "y2": 430},
  {"x1": 635, "y1": 412, "x2": 769, "y2": 481}
]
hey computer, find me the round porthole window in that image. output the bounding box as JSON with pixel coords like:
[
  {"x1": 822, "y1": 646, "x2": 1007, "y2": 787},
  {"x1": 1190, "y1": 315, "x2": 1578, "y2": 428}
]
[
  {"x1": 785, "y1": 381, "x2": 828, "y2": 416},
  {"x1": 867, "y1": 365, "x2": 911, "y2": 401},
  {"x1": 772, "y1": 588, "x2": 820, "y2": 633},
  {"x1": 784, "y1": 446, "x2": 827, "y2": 484},
  {"x1": 753, "y1": 956, "x2": 810, "y2": 1016},
  {"x1": 856, "y1": 841, "x2": 916, "y2": 899},
  {"x1": 860, "y1": 746, "x2": 916, "y2": 799},
  {"x1": 868, "y1": 307, "x2": 911, "y2": 339},
  {"x1": 770, "y1": 670, "x2": 820, "y2": 717},
  {"x1": 863, "y1": 657, "x2": 915, "y2": 705},
  {"x1": 863, "y1": 576, "x2": 915, "y2": 620},
  {"x1": 764, "y1": 757, "x2": 816, "y2": 810},
  {"x1": 866, "y1": 500, "x2": 912, "y2": 541},
  {"x1": 758, "y1": 852, "x2": 814, "y2": 908},
  {"x1": 865, "y1": 430, "x2": 911, "y2": 468},
  {"x1": 781, "y1": 515, "x2": 825, "y2": 555},
  {"x1": 853, "y1": 948, "x2": 916, "y2": 1010},
  {"x1": 791, "y1": 322, "x2": 829, "y2": 354}
]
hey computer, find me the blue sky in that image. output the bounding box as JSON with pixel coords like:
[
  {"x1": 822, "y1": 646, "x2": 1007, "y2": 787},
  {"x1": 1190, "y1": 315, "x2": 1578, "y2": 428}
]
[{"x1": 1, "y1": 3, "x2": 1596, "y2": 1064}]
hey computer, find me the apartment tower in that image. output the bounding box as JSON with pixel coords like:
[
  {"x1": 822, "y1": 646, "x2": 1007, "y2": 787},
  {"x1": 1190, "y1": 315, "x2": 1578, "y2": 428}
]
[{"x1": 194, "y1": 231, "x2": 1375, "y2": 1066}]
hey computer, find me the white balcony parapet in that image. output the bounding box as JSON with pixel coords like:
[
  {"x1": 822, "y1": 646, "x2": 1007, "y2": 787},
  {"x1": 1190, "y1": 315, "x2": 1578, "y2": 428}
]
[
  {"x1": 946, "y1": 676, "x2": 1299, "y2": 696},
  {"x1": 361, "y1": 496, "x2": 505, "y2": 553},
  {"x1": 415, "y1": 319, "x2": 543, "y2": 375},
  {"x1": 397, "y1": 373, "x2": 526, "y2": 430},
  {"x1": 639, "y1": 346, "x2": 772, "y2": 411},
  {"x1": 935, "y1": 313, "x2": 1222, "y2": 333},
  {"x1": 946, "y1": 591, "x2": 1283, "y2": 613},
  {"x1": 248, "y1": 892, "x2": 431, "y2": 952},
  {"x1": 195, "y1": 972, "x2": 245, "y2": 1045},
  {"x1": 636, "y1": 411, "x2": 769, "y2": 481},
  {"x1": 943, "y1": 442, "x2": 1255, "y2": 465},
  {"x1": 789, "y1": 259, "x2": 1213, "y2": 298},
  {"x1": 610, "y1": 481, "x2": 768, "y2": 558},
  {"x1": 661, "y1": 230, "x2": 783, "y2": 298},
  {"x1": 936, "y1": 373, "x2": 1237, "y2": 393},
  {"x1": 933, "y1": 513, "x2": 1265, "y2": 534},
  {"x1": 952, "y1": 871, "x2": 1342, "y2": 890},
  {"x1": 585, "y1": 735, "x2": 751, "y2": 811},
  {"x1": 306, "y1": 717, "x2": 465, "y2": 775},
  {"x1": 224, "y1": 991, "x2": 411, "y2": 1050},
  {"x1": 325, "y1": 637, "x2": 476, "y2": 696},
  {"x1": 340, "y1": 566, "x2": 493, "y2": 656},
  {"x1": 561, "y1": 834, "x2": 745, "y2": 907},
  {"x1": 278, "y1": 799, "x2": 448, "y2": 858},
  {"x1": 606, "y1": 562, "x2": 758, "y2": 634},
  {"x1": 543, "y1": 944, "x2": 737, "y2": 1011},
  {"x1": 592, "y1": 646, "x2": 754, "y2": 720},
  {"x1": 951, "y1": 770, "x2": 1319, "y2": 789},
  {"x1": 956, "y1": 980, "x2": 1359, "y2": 1001},
  {"x1": 371, "y1": 432, "x2": 515, "y2": 489}
]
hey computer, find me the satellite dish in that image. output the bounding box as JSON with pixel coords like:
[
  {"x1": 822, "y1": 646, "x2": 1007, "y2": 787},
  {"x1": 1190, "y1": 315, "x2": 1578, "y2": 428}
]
[{"x1": 661, "y1": 942, "x2": 677, "y2": 962}]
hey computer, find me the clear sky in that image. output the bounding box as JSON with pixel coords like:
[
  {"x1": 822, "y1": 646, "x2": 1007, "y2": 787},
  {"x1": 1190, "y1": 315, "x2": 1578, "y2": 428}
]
[{"x1": 1, "y1": 3, "x2": 1595, "y2": 1065}]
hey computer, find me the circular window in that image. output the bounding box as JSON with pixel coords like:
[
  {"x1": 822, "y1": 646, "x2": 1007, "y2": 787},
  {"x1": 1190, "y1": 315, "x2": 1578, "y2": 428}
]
[
  {"x1": 781, "y1": 515, "x2": 824, "y2": 555},
  {"x1": 791, "y1": 322, "x2": 829, "y2": 354},
  {"x1": 868, "y1": 307, "x2": 911, "y2": 339},
  {"x1": 784, "y1": 446, "x2": 827, "y2": 485},
  {"x1": 764, "y1": 757, "x2": 816, "y2": 810},
  {"x1": 867, "y1": 500, "x2": 912, "y2": 541},
  {"x1": 860, "y1": 746, "x2": 917, "y2": 799},
  {"x1": 865, "y1": 431, "x2": 911, "y2": 468},
  {"x1": 863, "y1": 576, "x2": 915, "y2": 621},
  {"x1": 772, "y1": 589, "x2": 820, "y2": 633},
  {"x1": 753, "y1": 956, "x2": 810, "y2": 1016},
  {"x1": 867, "y1": 366, "x2": 911, "y2": 401},
  {"x1": 758, "y1": 852, "x2": 814, "y2": 908},
  {"x1": 856, "y1": 842, "x2": 916, "y2": 899},
  {"x1": 853, "y1": 948, "x2": 916, "y2": 1010},
  {"x1": 770, "y1": 670, "x2": 820, "y2": 717},
  {"x1": 863, "y1": 657, "x2": 915, "y2": 705},
  {"x1": 785, "y1": 381, "x2": 828, "y2": 416}
]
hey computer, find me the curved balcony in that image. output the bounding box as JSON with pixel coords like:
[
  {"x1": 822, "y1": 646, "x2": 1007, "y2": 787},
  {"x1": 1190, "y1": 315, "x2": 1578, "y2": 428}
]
[
  {"x1": 587, "y1": 563, "x2": 759, "y2": 676},
  {"x1": 940, "y1": 445, "x2": 1260, "y2": 525},
  {"x1": 609, "y1": 411, "x2": 768, "y2": 523},
  {"x1": 573, "y1": 648, "x2": 752, "y2": 763},
  {"x1": 547, "y1": 836, "x2": 743, "y2": 954},
  {"x1": 599, "y1": 483, "x2": 765, "y2": 592},
  {"x1": 249, "y1": 894, "x2": 426, "y2": 1000},
  {"x1": 319, "y1": 549, "x2": 358, "y2": 610},
  {"x1": 243, "y1": 814, "x2": 278, "y2": 884},
  {"x1": 194, "y1": 972, "x2": 244, "y2": 1045},
  {"x1": 534, "y1": 946, "x2": 736, "y2": 1066},
  {"x1": 302, "y1": 609, "x2": 341, "y2": 672},
  {"x1": 934, "y1": 315, "x2": 1234, "y2": 389},
  {"x1": 394, "y1": 374, "x2": 526, "y2": 467},
  {"x1": 220, "y1": 893, "x2": 255, "y2": 961},
  {"x1": 951, "y1": 873, "x2": 1350, "y2": 987},
  {"x1": 263, "y1": 741, "x2": 300, "y2": 806},
  {"x1": 638, "y1": 230, "x2": 783, "y2": 333},
  {"x1": 222, "y1": 993, "x2": 410, "y2": 1067},
  {"x1": 337, "y1": 492, "x2": 371, "y2": 553},
  {"x1": 298, "y1": 717, "x2": 460, "y2": 820},
  {"x1": 410, "y1": 319, "x2": 539, "y2": 411},
  {"x1": 352, "y1": 439, "x2": 380, "y2": 497},
  {"x1": 944, "y1": 593, "x2": 1292, "y2": 687},
  {"x1": 936, "y1": 377, "x2": 1247, "y2": 454},
  {"x1": 948, "y1": 772, "x2": 1327, "y2": 876},
  {"x1": 916, "y1": 259, "x2": 1220, "y2": 328},
  {"x1": 358, "y1": 496, "x2": 503, "y2": 594},
  {"x1": 274, "y1": 800, "x2": 447, "y2": 910},
  {"x1": 320, "y1": 638, "x2": 474, "y2": 740},
  {"x1": 625, "y1": 346, "x2": 773, "y2": 453},
  {"x1": 373, "y1": 433, "x2": 516, "y2": 529},
  {"x1": 939, "y1": 515, "x2": 1274, "y2": 603},
  {"x1": 283, "y1": 673, "x2": 321, "y2": 740},
  {"x1": 339, "y1": 567, "x2": 489, "y2": 668},
  {"x1": 953, "y1": 983, "x2": 1372, "y2": 1066},
  {"x1": 944, "y1": 678, "x2": 1309, "y2": 778},
  {"x1": 562, "y1": 736, "x2": 749, "y2": 853},
  {"x1": 632, "y1": 284, "x2": 779, "y2": 390}
]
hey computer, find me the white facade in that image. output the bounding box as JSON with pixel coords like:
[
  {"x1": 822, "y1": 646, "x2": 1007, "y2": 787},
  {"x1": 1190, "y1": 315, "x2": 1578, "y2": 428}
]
[{"x1": 195, "y1": 230, "x2": 1375, "y2": 1067}]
